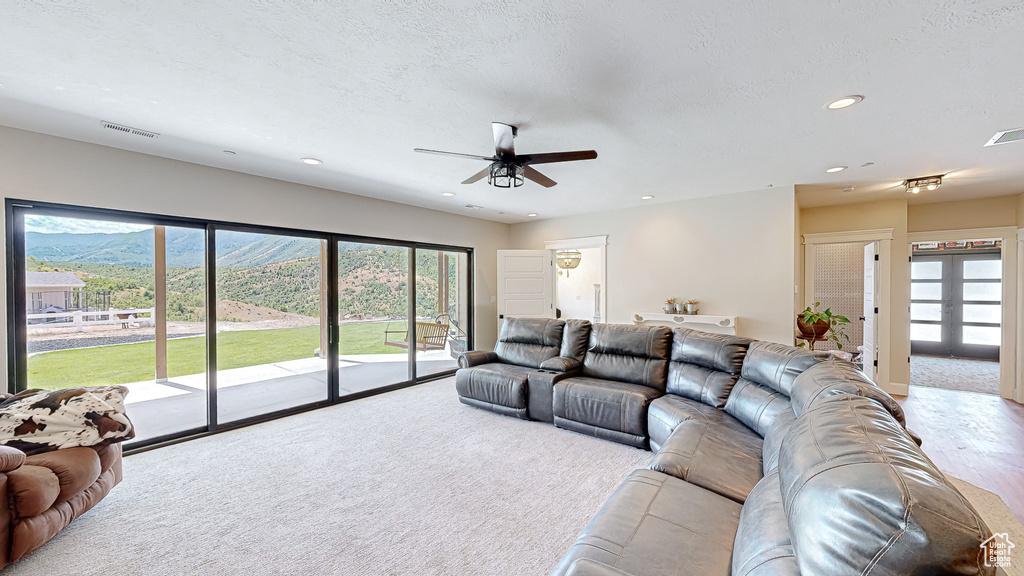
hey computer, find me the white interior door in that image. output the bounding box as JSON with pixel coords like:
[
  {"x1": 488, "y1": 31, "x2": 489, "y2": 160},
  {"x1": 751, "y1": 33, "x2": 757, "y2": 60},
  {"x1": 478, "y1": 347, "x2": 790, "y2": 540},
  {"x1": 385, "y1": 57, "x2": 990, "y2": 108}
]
[
  {"x1": 497, "y1": 250, "x2": 554, "y2": 333},
  {"x1": 863, "y1": 242, "x2": 878, "y2": 381}
]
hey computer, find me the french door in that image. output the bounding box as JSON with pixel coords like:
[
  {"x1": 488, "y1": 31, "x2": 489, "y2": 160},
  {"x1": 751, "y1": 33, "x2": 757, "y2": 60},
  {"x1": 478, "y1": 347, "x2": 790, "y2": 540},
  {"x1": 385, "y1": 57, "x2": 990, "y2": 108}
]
[{"x1": 910, "y1": 252, "x2": 1000, "y2": 360}]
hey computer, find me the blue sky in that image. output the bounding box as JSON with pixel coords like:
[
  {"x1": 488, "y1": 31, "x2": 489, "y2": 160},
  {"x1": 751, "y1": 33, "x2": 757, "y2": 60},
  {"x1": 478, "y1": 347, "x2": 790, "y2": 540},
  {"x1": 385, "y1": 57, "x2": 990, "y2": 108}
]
[{"x1": 25, "y1": 215, "x2": 152, "y2": 234}]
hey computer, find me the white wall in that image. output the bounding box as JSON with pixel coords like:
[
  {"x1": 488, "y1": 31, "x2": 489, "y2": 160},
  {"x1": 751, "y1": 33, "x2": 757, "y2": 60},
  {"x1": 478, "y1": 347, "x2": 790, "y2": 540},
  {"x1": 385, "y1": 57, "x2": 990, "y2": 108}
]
[
  {"x1": 510, "y1": 187, "x2": 798, "y2": 344},
  {"x1": 0, "y1": 127, "x2": 510, "y2": 388}
]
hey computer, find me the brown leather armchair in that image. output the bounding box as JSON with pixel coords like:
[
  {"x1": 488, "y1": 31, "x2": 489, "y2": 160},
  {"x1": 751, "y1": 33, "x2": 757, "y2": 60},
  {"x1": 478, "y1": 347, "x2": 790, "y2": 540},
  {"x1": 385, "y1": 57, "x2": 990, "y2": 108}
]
[{"x1": 0, "y1": 443, "x2": 122, "y2": 567}]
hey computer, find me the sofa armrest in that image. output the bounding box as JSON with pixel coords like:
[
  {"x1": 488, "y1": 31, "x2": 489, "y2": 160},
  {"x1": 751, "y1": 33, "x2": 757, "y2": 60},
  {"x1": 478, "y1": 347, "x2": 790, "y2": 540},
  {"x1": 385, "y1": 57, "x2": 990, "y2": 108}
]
[
  {"x1": 457, "y1": 350, "x2": 499, "y2": 368},
  {"x1": 647, "y1": 426, "x2": 694, "y2": 481},
  {"x1": 0, "y1": 446, "x2": 26, "y2": 473},
  {"x1": 565, "y1": 559, "x2": 632, "y2": 576},
  {"x1": 539, "y1": 357, "x2": 582, "y2": 373}
]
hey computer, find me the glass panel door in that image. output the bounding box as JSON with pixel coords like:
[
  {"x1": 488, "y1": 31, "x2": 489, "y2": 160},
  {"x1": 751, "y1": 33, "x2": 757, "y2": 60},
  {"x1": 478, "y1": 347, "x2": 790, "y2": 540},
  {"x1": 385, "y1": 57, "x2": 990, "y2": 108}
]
[
  {"x1": 910, "y1": 252, "x2": 1000, "y2": 360},
  {"x1": 22, "y1": 214, "x2": 207, "y2": 444},
  {"x1": 215, "y1": 230, "x2": 328, "y2": 424},
  {"x1": 338, "y1": 241, "x2": 411, "y2": 395},
  {"x1": 415, "y1": 249, "x2": 469, "y2": 378}
]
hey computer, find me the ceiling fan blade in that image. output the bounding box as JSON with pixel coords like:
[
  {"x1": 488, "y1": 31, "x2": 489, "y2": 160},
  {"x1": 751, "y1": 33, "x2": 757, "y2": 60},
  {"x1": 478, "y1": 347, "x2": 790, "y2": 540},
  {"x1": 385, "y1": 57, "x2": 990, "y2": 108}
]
[
  {"x1": 461, "y1": 166, "x2": 491, "y2": 185},
  {"x1": 517, "y1": 150, "x2": 598, "y2": 165},
  {"x1": 492, "y1": 122, "x2": 516, "y2": 158},
  {"x1": 414, "y1": 148, "x2": 495, "y2": 161},
  {"x1": 523, "y1": 166, "x2": 557, "y2": 188}
]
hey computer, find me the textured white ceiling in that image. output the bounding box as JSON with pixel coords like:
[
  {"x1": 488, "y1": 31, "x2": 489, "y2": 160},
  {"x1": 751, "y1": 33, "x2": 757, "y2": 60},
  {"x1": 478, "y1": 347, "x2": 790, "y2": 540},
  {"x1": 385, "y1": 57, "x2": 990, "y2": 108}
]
[{"x1": 2, "y1": 1, "x2": 1023, "y2": 222}]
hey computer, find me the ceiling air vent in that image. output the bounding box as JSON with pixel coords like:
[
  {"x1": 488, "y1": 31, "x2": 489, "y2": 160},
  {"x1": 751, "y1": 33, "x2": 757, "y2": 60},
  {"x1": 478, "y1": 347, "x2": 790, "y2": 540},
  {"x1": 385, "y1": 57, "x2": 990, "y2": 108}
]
[
  {"x1": 100, "y1": 121, "x2": 160, "y2": 139},
  {"x1": 985, "y1": 128, "x2": 1024, "y2": 147}
]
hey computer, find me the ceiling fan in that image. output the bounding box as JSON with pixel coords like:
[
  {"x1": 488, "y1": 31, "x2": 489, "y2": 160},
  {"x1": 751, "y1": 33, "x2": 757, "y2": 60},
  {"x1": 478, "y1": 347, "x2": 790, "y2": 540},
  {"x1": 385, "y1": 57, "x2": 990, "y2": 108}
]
[{"x1": 414, "y1": 122, "x2": 597, "y2": 188}]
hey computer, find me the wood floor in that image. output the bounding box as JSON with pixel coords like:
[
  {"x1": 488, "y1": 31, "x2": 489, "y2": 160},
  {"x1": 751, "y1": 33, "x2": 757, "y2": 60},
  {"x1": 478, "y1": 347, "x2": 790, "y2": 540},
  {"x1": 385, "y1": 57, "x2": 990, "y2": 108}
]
[{"x1": 896, "y1": 385, "x2": 1024, "y2": 523}]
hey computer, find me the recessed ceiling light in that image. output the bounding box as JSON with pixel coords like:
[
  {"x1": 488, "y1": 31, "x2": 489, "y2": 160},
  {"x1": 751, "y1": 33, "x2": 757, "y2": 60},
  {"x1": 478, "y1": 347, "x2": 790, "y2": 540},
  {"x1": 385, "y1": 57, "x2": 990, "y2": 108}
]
[
  {"x1": 301, "y1": 157, "x2": 322, "y2": 165},
  {"x1": 825, "y1": 166, "x2": 847, "y2": 173},
  {"x1": 441, "y1": 192, "x2": 455, "y2": 197},
  {"x1": 464, "y1": 204, "x2": 483, "y2": 210},
  {"x1": 640, "y1": 195, "x2": 655, "y2": 200},
  {"x1": 860, "y1": 162, "x2": 874, "y2": 167},
  {"x1": 825, "y1": 95, "x2": 864, "y2": 110},
  {"x1": 527, "y1": 213, "x2": 538, "y2": 217},
  {"x1": 841, "y1": 186, "x2": 856, "y2": 193},
  {"x1": 223, "y1": 150, "x2": 236, "y2": 155}
]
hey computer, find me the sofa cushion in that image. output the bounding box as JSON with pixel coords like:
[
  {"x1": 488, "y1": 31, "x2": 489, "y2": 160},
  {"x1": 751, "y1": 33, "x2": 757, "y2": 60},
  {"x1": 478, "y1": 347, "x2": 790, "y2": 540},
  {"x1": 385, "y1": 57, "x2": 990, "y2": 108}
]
[
  {"x1": 5, "y1": 465, "x2": 60, "y2": 518},
  {"x1": 760, "y1": 407, "x2": 796, "y2": 475},
  {"x1": 455, "y1": 363, "x2": 533, "y2": 419},
  {"x1": 666, "y1": 363, "x2": 741, "y2": 410},
  {"x1": 671, "y1": 328, "x2": 752, "y2": 374},
  {"x1": 724, "y1": 378, "x2": 792, "y2": 437},
  {"x1": 554, "y1": 377, "x2": 662, "y2": 440},
  {"x1": 0, "y1": 386, "x2": 135, "y2": 456},
  {"x1": 740, "y1": 341, "x2": 828, "y2": 396},
  {"x1": 493, "y1": 317, "x2": 565, "y2": 369},
  {"x1": 549, "y1": 469, "x2": 740, "y2": 576},
  {"x1": 581, "y1": 324, "x2": 672, "y2": 391},
  {"x1": 731, "y1": 471, "x2": 799, "y2": 576},
  {"x1": 24, "y1": 447, "x2": 101, "y2": 506},
  {"x1": 560, "y1": 319, "x2": 593, "y2": 361},
  {"x1": 789, "y1": 359, "x2": 905, "y2": 425},
  {"x1": 647, "y1": 402, "x2": 763, "y2": 503},
  {"x1": 779, "y1": 395, "x2": 992, "y2": 575}
]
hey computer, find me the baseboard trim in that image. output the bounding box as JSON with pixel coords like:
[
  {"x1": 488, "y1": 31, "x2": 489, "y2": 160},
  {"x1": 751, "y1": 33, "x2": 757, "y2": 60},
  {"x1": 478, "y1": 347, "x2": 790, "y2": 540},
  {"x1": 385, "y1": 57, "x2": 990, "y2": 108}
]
[{"x1": 885, "y1": 381, "x2": 910, "y2": 396}]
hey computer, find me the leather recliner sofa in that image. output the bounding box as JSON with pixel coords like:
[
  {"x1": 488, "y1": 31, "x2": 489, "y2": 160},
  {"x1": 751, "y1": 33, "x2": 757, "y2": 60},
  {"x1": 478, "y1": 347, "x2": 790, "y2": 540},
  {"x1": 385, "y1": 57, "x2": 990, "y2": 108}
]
[
  {"x1": 455, "y1": 322, "x2": 995, "y2": 575},
  {"x1": 0, "y1": 443, "x2": 123, "y2": 567}
]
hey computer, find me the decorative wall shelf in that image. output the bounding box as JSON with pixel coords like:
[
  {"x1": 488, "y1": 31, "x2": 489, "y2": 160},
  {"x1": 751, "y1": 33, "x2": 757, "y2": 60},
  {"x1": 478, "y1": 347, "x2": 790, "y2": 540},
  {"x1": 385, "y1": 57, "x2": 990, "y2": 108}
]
[{"x1": 633, "y1": 313, "x2": 738, "y2": 333}]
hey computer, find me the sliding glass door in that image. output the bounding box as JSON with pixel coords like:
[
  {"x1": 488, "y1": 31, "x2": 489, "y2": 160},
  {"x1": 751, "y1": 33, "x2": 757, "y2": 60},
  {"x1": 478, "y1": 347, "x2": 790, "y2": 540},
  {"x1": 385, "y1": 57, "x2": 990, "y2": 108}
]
[
  {"x1": 415, "y1": 249, "x2": 469, "y2": 378},
  {"x1": 215, "y1": 230, "x2": 329, "y2": 424},
  {"x1": 21, "y1": 214, "x2": 207, "y2": 444},
  {"x1": 7, "y1": 200, "x2": 472, "y2": 450},
  {"x1": 338, "y1": 242, "x2": 411, "y2": 396}
]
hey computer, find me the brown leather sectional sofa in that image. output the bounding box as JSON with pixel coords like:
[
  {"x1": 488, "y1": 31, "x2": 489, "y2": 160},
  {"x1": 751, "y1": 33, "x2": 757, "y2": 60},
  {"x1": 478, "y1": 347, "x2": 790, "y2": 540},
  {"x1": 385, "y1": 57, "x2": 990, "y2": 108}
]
[
  {"x1": 457, "y1": 318, "x2": 996, "y2": 575},
  {"x1": 0, "y1": 443, "x2": 122, "y2": 568}
]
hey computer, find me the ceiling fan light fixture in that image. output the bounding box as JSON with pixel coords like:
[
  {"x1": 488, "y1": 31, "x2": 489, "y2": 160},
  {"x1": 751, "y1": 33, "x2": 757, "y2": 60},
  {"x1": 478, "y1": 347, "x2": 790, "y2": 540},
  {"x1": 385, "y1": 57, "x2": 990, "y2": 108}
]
[
  {"x1": 488, "y1": 162, "x2": 524, "y2": 188},
  {"x1": 904, "y1": 175, "x2": 942, "y2": 194}
]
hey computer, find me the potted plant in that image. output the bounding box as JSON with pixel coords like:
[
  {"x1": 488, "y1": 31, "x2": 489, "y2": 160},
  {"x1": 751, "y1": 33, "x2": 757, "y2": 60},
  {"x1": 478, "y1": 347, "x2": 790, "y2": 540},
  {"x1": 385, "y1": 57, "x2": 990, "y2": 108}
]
[
  {"x1": 685, "y1": 299, "x2": 699, "y2": 314},
  {"x1": 663, "y1": 298, "x2": 676, "y2": 314},
  {"x1": 797, "y1": 302, "x2": 850, "y2": 350}
]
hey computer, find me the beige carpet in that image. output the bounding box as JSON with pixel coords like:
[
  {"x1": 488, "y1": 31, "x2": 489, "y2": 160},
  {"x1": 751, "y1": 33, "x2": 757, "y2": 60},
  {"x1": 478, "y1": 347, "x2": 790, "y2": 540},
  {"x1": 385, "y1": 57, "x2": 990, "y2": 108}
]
[
  {"x1": 948, "y1": 476, "x2": 1024, "y2": 576},
  {"x1": 8, "y1": 377, "x2": 652, "y2": 576},
  {"x1": 9, "y1": 378, "x2": 1022, "y2": 575},
  {"x1": 911, "y1": 355, "x2": 1000, "y2": 395}
]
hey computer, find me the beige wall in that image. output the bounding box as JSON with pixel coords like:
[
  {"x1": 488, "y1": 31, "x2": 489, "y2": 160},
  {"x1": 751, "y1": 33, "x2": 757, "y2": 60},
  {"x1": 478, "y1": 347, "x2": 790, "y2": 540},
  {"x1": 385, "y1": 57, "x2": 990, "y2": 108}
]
[
  {"x1": 509, "y1": 186, "x2": 798, "y2": 344},
  {"x1": 909, "y1": 195, "x2": 1018, "y2": 232},
  {"x1": 800, "y1": 198, "x2": 911, "y2": 387},
  {"x1": 0, "y1": 127, "x2": 510, "y2": 388}
]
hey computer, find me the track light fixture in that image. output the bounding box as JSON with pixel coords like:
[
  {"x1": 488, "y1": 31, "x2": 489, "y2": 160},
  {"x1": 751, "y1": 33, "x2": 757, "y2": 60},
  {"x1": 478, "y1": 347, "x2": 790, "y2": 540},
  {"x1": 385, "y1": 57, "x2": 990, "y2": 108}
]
[{"x1": 905, "y1": 175, "x2": 942, "y2": 194}]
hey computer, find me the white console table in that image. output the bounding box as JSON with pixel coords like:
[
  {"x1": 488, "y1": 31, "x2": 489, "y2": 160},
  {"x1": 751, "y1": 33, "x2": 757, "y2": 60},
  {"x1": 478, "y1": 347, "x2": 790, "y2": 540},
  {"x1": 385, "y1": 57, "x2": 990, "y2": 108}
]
[{"x1": 633, "y1": 313, "x2": 739, "y2": 335}]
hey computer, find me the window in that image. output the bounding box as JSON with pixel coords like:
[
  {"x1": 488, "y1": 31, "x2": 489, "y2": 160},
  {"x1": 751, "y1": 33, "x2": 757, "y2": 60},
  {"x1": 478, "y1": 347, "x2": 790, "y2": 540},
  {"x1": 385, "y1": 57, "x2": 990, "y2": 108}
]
[{"x1": 7, "y1": 200, "x2": 473, "y2": 450}]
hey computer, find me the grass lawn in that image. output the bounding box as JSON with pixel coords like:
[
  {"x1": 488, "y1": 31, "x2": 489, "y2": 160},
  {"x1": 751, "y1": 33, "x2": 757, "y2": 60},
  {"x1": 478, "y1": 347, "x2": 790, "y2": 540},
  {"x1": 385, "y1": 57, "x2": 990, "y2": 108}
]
[{"x1": 28, "y1": 321, "x2": 407, "y2": 389}]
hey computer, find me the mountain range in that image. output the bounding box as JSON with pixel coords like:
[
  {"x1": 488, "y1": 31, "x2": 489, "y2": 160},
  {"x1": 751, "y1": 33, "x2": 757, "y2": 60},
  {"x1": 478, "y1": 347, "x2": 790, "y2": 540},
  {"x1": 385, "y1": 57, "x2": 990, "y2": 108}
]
[{"x1": 26, "y1": 229, "x2": 369, "y2": 268}]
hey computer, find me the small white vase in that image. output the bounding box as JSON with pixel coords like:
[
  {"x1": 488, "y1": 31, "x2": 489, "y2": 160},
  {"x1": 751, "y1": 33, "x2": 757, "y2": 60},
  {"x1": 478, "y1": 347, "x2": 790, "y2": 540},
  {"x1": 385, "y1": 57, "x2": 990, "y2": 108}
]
[{"x1": 686, "y1": 303, "x2": 698, "y2": 314}]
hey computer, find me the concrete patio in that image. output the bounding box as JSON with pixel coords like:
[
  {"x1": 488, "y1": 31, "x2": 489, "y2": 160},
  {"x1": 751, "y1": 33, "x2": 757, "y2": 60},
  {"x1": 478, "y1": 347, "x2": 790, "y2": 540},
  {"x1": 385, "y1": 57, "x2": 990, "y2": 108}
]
[{"x1": 123, "y1": 350, "x2": 458, "y2": 443}]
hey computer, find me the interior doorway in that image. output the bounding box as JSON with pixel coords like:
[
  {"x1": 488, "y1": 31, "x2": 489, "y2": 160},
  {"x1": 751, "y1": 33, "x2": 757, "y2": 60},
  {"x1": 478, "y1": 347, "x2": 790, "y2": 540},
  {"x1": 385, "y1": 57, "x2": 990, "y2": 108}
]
[
  {"x1": 555, "y1": 247, "x2": 602, "y2": 322},
  {"x1": 809, "y1": 240, "x2": 879, "y2": 378},
  {"x1": 910, "y1": 239, "x2": 1001, "y2": 395}
]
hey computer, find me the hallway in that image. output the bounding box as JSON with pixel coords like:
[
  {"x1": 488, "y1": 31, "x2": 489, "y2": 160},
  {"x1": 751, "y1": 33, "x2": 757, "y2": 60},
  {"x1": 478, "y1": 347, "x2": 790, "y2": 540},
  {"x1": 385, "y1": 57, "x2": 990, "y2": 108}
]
[{"x1": 910, "y1": 355, "x2": 1000, "y2": 395}]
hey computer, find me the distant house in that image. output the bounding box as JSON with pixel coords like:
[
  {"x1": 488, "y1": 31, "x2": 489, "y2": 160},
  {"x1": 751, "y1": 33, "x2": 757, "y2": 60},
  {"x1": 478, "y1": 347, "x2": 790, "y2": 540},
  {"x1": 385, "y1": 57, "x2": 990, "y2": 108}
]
[{"x1": 26, "y1": 271, "x2": 86, "y2": 315}]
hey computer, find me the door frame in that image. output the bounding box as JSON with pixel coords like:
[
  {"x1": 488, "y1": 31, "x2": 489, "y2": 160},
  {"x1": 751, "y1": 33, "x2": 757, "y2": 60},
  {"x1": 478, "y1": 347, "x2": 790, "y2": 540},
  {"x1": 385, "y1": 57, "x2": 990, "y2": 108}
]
[
  {"x1": 544, "y1": 235, "x2": 608, "y2": 324},
  {"x1": 908, "y1": 226, "x2": 1018, "y2": 401},
  {"x1": 803, "y1": 229, "x2": 893, "y2": 393}
]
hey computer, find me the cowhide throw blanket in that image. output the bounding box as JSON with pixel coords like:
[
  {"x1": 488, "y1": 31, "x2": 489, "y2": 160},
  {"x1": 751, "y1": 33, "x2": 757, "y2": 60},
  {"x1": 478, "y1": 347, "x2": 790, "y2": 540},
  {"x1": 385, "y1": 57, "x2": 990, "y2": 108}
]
[{"x1": 0, "y1": 386, "x2": 135, "y2": 455}]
